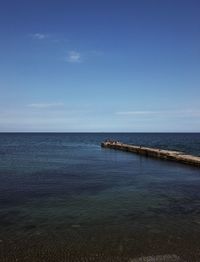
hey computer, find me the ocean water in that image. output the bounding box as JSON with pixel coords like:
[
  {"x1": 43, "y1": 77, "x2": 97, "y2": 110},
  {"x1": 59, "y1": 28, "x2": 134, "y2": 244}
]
[{"x1": 0, "y1": 133, "x2": 200, "y2": 261}]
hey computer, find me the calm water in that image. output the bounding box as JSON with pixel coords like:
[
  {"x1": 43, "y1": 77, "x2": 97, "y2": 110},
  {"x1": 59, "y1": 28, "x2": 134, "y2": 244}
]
[{"x1": 0, "y1": 133, "x2": 200, "y2": 261}]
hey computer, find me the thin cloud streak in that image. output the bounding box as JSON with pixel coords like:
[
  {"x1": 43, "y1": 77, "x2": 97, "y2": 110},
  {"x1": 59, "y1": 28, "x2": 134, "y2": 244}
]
[
  {"x1": 116, "y1": 109, "x2": 200, "y2": 117},
  {"x1": 27, "y1": 102, "x2": 64, "y2": 109},
  {"x1": 116, "y1": 111, "x2": 157, "y2": 115}
]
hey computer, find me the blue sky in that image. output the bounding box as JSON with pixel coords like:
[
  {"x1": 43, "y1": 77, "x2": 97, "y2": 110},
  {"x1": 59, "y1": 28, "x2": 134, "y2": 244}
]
[{"x1": 0, "y1": 0, "x2": 200, "y2": 132}]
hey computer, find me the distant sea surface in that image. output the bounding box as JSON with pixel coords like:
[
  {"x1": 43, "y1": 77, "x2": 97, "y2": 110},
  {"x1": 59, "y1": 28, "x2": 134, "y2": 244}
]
[{"x1": 0, "y1": 133, "x2": 200, "y2": 261}]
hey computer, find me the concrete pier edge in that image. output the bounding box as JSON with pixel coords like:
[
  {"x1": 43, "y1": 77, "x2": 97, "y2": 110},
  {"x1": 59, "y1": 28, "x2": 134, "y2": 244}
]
[{"x1": 101, "y1": 141, "x2": 200, "y2": 167}]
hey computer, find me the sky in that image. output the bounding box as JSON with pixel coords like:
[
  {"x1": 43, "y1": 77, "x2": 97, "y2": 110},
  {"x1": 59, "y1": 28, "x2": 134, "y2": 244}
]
[{"x1": 0, "y1": 0, "x2": 200, "y2": 132}]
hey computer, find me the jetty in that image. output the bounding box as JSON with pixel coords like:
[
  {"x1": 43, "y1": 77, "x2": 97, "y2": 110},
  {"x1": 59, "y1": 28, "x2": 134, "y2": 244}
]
[{"x1": 101, "y1": 141, "x2": 200, "y2": 167}]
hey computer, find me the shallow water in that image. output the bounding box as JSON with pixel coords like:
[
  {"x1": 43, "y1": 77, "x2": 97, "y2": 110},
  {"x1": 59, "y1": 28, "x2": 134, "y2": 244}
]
[{"x1": 0, "y1": 133, "x2": 200, "y2": 261}]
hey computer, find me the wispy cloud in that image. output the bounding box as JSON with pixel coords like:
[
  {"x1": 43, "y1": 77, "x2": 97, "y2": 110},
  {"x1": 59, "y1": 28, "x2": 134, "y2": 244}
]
[
  {"x1": 30, "y1": 33, "x2": 48, "y2": 40},
  {"x1": 27, "y1": 102, "x2": 64, "y2": 109},
  {"x1": 116, "y1": 111, "x2": 157, "y2": 115},
  {"x1": 66, "y1": 51, "x2": 81, "y2": 63},
  {"x1": 116, "y1": 109, "x2": 200, "y2": 117}
]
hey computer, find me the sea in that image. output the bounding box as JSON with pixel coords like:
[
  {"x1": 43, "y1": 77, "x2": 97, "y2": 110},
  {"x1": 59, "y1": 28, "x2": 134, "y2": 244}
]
[{"x1": 0, "y1": 133, "x2": 200, "y2": 261}]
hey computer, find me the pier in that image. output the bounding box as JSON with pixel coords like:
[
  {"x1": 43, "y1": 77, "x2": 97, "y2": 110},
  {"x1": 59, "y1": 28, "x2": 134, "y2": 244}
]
[{"x1": 101, "y1": 141, "x2": 200, "y2": 167}]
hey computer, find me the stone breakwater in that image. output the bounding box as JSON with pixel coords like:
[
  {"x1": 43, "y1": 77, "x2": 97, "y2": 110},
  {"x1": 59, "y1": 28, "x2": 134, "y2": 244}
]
[{"x1": 101, "y1": 141, "x2": 200, "y2": 167}]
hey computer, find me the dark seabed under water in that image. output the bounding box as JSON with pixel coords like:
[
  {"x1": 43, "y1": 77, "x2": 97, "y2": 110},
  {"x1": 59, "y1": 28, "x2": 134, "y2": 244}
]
[{"x1": 0, "y1": 133, "x2": 200, "y2": 261}]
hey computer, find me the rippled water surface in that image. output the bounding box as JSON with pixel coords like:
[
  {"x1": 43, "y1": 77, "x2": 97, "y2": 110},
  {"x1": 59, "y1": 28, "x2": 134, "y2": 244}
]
[{"x1": 0, "y1": 133, "x2": 200, "y2": 261}]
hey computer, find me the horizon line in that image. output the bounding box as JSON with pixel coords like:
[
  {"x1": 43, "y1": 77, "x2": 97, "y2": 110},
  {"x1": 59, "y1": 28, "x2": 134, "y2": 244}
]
[{"x1": 0, "y1": 131, "x2": 199, "y2": 134}]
